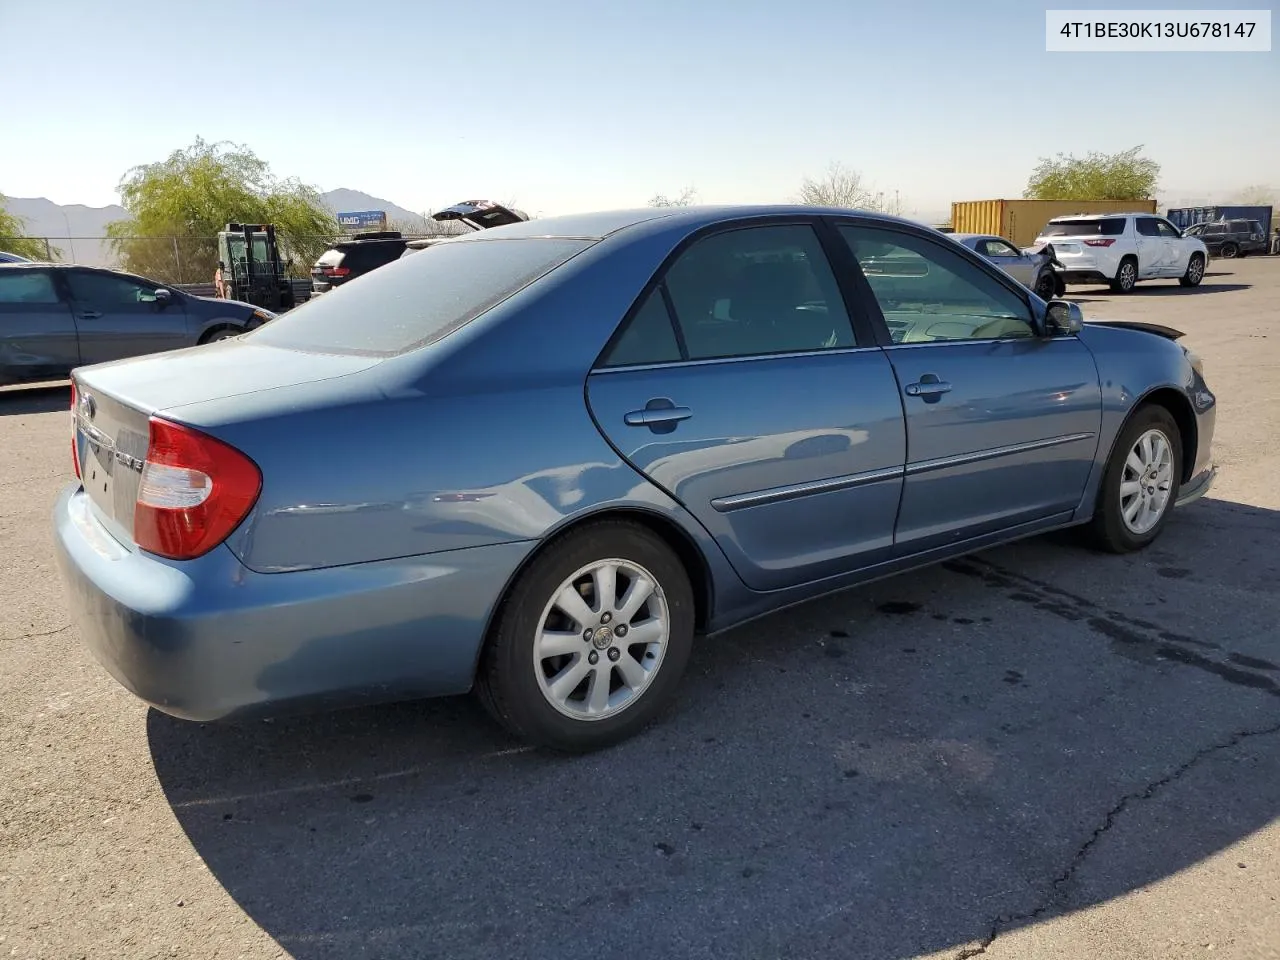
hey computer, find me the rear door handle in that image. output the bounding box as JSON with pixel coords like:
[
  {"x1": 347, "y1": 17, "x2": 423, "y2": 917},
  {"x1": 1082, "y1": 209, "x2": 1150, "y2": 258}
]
[
  {"x1": 904, "y1": 375, "x2": 952, "y2": 400},
  {"x1": 624, "y1": 405, "x2": 693, "y2": 427},
  {"x1": 77, "y1": 311, "x2": 102, "y2": 320}
]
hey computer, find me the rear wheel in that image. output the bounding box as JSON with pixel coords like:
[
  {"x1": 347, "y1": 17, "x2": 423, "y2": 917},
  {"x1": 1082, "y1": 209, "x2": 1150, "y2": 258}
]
[
  {"x1": 1084, "y1": 405, "x2": 1182, "y2": 553},
  {"x1": 1220, "y1": 241, "x2": 1239, "y2": 259},
  {"x1": 1179, "y1": 253, "x2": 1206, "y2": 288},
  {"x1": 476, "y1": 520, "x2": 695, "y2": 752},
  {"x1": 1109, "y1": 257, "x2": 1138, "y2": 293}
]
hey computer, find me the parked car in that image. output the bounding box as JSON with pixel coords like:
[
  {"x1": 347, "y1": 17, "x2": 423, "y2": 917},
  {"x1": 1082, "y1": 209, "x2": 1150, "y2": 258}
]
[
  {"x1": 0, "y1": 263, "x2": 275, "y2": 386},
  {"x1": 950, "y1": 233, "x2": 1064, "y2": 299},
  {"x1": 0, "y1": 251, "x2": 33, "y2": 264},
  {"x1": 1034, "y1": 213, "x2": 1208, "y2": 293},
  {"x1": 1182, "y1": 219, "x2": 1268, "y2": 259},
  {"x1": 54, "y1": 206, "x2": 1216, "y2": 752},
  {"x1": 310, "y1": 231, "x2": 408, "y2": 296}
]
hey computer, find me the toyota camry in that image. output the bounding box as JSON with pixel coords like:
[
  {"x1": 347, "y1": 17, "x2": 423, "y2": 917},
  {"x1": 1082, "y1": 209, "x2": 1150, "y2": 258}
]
[{"x1": 54, "y1": 206, "x2": 1217, "y2": 752}]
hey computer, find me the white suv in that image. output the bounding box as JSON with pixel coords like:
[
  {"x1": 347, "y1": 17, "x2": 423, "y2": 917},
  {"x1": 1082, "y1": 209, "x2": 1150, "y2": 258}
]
[{"x1": 1034, "y1": 213, "x2": 1208, "y2": 294}]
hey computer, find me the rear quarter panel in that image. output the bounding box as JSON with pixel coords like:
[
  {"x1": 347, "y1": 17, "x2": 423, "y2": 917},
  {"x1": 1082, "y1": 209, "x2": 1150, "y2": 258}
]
[{"x1": 1072, "y1": 323, "x2": 1215, "y2": 519}]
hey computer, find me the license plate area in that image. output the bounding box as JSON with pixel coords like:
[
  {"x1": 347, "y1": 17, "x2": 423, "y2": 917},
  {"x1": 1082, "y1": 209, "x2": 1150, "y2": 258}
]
[{"x1": 74, "y1": 401, "x2": 149, "y2": 546}]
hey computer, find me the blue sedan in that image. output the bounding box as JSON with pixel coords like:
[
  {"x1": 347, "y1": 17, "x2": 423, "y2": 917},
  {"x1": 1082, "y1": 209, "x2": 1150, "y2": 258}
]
[{"x1": 54, "y1": 206, "x2": 1217, "y2": 751}]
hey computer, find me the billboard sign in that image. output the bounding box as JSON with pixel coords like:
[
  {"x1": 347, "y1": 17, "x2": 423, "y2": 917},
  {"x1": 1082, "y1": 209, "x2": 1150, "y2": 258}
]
[{"x1": 337, "y1": 210, "x2": 388, "y2": 233}]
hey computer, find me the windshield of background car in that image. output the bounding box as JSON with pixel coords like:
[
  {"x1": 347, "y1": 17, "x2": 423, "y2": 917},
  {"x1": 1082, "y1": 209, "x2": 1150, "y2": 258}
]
[
  {"x1": 1040, "y1": 218, "x2": 1126, "y2": 237},
  {"x1": 247, "y1": 238, "x2": 593, "y2": 357}
]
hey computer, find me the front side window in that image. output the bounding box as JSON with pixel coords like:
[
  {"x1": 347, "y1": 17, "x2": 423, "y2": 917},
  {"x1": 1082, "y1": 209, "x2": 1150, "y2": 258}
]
[
  {"x1": 0, "y1": 271, "x2": 60, "y2": 305},
  {"x1": 1135, "y1": 218, "x2": 1161, "y2": 237},
  {"x1": 978, "y1": 239, "x2": 1021, "y2": 258},
  {"x1": 839, "y1": 225, "x2": 1034, "y2": 343},
  {"x1": 1155, "y1": 220, "x2": 1181, "y2": 239},
  {"x1": 661, "y1": 224, "x2": 856, "y2": 361},
  {"x1": 65, "y1": 271, "x2": 160, "y2": 305}
]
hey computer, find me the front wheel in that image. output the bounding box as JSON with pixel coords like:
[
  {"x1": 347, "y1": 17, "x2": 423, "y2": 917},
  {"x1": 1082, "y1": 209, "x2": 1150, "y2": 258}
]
[
  {"x1": 1084, "y1": 405, "x2": 1182, "y2": 553},
  {"x1": 476, "y1": 520, "x2": 695, "y2": 752},
  {"x1": 1033, "y1": 269, "x2": 1057, "y2": 300},
  {"x1": 1109, "y1": 258, "x2": 1138, "y2": 293},
  {"x1": 1179, "y1": 253, "x2": 1206, "y2": 287}
]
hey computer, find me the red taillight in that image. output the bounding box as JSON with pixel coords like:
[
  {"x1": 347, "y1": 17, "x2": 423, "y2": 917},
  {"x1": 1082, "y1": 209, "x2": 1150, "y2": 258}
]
[
  {"x1": 1083, "y1": 238, "x2": 1116, "y2": 247},
  {"x1": 320, "y1": 265, "x2": 350, "y2": 278},
  {"x1": 70, "y1": 381, "x2": 81, "y2": 480},
  {"x1": 133, "y1": 418, "x2": 262, "y2": 560}
]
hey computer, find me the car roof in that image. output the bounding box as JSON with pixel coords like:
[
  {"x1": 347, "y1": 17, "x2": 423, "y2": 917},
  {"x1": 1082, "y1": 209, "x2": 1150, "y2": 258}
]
[
  {"x1": 1046, "y1": 212, "x2": 1149, "y2": 221},
  {"x1": 0, "y1": 262, "x2": 168, "y2": 284},
  {"x1": 448, "y1": 204, "x2": 937, "y2": 242}
]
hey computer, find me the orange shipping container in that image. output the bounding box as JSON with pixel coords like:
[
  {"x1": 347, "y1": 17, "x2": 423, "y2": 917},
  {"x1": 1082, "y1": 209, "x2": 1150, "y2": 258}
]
[{"x1": 950, "y1": 199, "x2": 1159, "y2": 249}]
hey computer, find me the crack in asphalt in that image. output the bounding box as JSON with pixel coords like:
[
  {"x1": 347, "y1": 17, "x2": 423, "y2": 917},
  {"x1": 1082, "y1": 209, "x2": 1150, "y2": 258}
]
[
  {"x1": 942, "y1": 558, "x2": 1280, "y2": 697},
  {"x1": 954, "y1": 718, "x2": 1280, "y2": 958},
  {"x1": 0, "y1": 624, "x2": 72, "y2": 644}
]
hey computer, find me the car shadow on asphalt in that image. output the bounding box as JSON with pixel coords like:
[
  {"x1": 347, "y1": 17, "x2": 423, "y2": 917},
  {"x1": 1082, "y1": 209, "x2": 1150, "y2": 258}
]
[
  {"x1": 1067, "y1": 282, "x2": 1251, "y2": 303},
  {"x1": 0, "y1": 384, "x2": 69, "y2": 417},
  {"x1": 146, "y1": 497, "x2": 1280, "y2": 960}
]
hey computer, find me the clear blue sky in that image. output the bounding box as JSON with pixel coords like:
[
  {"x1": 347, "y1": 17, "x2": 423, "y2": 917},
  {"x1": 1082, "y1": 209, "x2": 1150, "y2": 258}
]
[{"x1": 4, "y1": 0, "x2": 1276, "y2": 220}]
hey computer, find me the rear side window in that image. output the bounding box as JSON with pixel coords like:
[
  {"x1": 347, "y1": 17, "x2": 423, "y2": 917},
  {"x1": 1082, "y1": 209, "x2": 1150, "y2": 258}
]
[
  {"x1": 600, "y1": 289, "x2": 682, "y2": 367},
  {"x1": 1041, "y1": 218, "x2": 1127, "y2": 237},
  {"x1": 250, "y1": 238, "x2": 592, "y2": 356},
  {"x1": 0, "y1": 271, "x2": 60, "y2": 304}
]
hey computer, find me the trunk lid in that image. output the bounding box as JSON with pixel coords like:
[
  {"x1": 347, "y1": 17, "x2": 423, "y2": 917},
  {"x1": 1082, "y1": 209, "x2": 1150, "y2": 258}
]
[
  {"x1": 72, "y1": 339, "x2": 382, "y2": 546},
  {"x1": 431, "y1": 200, "x2": 529, "y2": 231}
]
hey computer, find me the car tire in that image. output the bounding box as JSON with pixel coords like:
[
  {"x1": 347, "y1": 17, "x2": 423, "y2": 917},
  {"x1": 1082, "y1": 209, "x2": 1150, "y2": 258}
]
[
  {"x1": 200, "y1": 326, "x2": 242, "y2": 344},
  {"x1": 1220, "y1": 242, "x2": 1239, "y2": 259},
  {"x1": 476, "y1": 520, "x2": 695, "y2": 752},
  {"x1": 1033, "y1": 269, "x2": 1057, "y2": 300},
  {"x1": 1084, "y1": 404, "x2": 1183, "y2": 554},
  {"x1": 1109, "y1": 257, "x2": 1138, "y2": 293},
  {"x1": 1179, "y1": 253, "x2": 1206, "y2": 288}
]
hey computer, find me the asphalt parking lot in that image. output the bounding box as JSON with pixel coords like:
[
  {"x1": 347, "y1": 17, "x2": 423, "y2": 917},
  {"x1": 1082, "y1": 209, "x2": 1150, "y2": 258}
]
[{"x1": 3, "y1": 258, "x2": 1278, "y2": 960}]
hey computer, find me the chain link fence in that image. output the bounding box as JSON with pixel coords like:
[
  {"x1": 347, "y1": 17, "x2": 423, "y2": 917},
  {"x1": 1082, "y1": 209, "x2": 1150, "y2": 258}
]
[{"x1": 1, "y1": 229, "x2": 468, "y2": 286}]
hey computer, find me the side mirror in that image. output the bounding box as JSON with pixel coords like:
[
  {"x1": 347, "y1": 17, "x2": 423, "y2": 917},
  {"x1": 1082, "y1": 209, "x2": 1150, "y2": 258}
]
[
  {"x1": 154, "y1": 288, "x2": 172, "y2": 306},
  {"x1": 1045, "y1": 299, "x2": 1083, "y2": 336}
]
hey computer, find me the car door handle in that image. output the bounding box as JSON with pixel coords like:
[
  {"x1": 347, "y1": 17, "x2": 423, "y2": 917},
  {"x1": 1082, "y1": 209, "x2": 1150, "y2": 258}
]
[
  {"x1": 904, "y1": 377, "x2": 952, "y2": 398},
  {"x1": 624, "y1": 405, "x2": 693, "y2": 427},
  {"x1": 77, "y1": 311, "x2": 102, "y2": 320}
]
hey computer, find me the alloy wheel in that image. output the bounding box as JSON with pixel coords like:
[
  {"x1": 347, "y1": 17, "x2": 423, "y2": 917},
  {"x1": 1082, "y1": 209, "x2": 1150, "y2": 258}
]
[
  {"x1": 533, "y1": 559, "x2": 670, "y2": 721},
  {"x1": 1119, "y1": 428, "x2": 1174, "y2": 535}
]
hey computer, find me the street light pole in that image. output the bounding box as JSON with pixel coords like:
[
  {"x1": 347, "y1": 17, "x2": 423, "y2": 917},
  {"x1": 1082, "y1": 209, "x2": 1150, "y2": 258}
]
[{"x1": 60, "y1": 210, "x2": 76, "y2": 261}]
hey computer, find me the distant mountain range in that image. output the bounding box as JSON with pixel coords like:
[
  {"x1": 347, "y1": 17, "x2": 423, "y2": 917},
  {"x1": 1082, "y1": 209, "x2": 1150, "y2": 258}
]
[{"x1": 3, "y1": 189, "x2": 443, "y2": 267}]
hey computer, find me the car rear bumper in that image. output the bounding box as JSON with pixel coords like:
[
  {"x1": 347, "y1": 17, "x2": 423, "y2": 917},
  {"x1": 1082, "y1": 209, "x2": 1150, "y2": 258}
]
[
  {"x1": 53, "y1": 483, "x2": 534, "y2": 722},
  {"x1": 1060, "y1": 269, "x2": 1112, "y2": 284}
]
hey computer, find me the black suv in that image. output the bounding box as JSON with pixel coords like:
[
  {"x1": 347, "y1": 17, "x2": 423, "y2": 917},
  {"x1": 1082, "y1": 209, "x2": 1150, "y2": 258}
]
[
  {"x1": 1183, "y1": 219, "x2": 1268, "y2": 258},
  {"x1": 310, "y1": 231, "x2": 407, "y2": 295}
]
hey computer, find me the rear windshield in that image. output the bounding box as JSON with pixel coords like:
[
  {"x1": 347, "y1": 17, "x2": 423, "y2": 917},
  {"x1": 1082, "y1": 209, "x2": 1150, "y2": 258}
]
[
  {"x1": 1041, "y1": 218, "x2": 1126, "y2": 237},
  {"x1": 250, "y1": 238, "x2": 592, "y2": 357}
]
